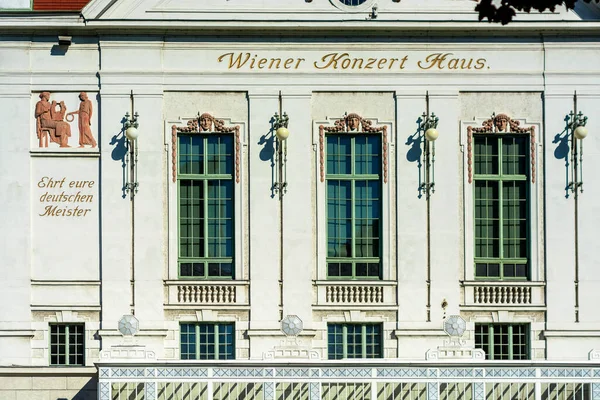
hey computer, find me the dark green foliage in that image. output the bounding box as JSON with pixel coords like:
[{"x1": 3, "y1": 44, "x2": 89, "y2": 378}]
[{"x1": 475, "y1": 0, "x2": 598, "y2": 24}]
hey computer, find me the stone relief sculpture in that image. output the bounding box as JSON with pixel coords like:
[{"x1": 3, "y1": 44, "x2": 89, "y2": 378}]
[
  {"x1": 66, "y1": 92, "x2": 97, "y2": 148},
  {"x1": 35, "y1": 91, "x2": 72, "y2": 148}
]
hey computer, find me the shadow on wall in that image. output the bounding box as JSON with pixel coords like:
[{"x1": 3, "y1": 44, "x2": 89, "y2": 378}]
[
  {"x1": 109, "y1": 116, "x2": 129, "y2": 199},
  {"x1": 405, "y1": 116, "x2": 424, "y2": 198},
  {"x1": 552, "y1": 115, "x2": 571, "y2": 199},
  {"x1": 50, "y1": 44, "x2": 69, "y2": 56},
  {"x1": 257, "y1": 116, "x2": 277, "y2": 198}
]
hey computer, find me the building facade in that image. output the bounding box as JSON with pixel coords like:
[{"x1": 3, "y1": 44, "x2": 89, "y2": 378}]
[{"x1": 1, "y1": 0, "x2": 600, "y2": 399}]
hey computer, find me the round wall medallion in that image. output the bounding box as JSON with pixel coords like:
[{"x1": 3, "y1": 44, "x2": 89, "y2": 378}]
[
  {"x1": 330, "y1": 0, "x2": 376, "y2": 12},
  {"x1": 118, "y1": 315, "x2": 140, "y2": 336},
  {"x1": 281, "y1": 315, "x2": 303, "y2": 336},
  {"x1": 443, "y1": 315, "x2": 466, "y2": 337}
]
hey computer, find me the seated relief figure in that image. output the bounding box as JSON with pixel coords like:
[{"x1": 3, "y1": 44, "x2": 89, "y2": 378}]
[{"x1": 35, "y1": 91, "x2": 72, "y2": 148}]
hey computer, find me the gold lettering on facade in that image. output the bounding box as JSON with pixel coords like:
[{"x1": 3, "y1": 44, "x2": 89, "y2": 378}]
[
  {"x1": 218, "y1": 52, "x2": 487, "y2": 71},
  {"x1": 37, "y1": 176, "x2": 94, "y2": 217},
  {"x1": 416, "y1": 53, "x2": 487, "y2": 70},
  {"x1": 217, "y1": 52, "x2": 306, "y2": 70}
]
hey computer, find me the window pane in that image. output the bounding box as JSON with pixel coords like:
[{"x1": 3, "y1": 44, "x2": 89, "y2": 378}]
[
  {"x1": 218, "y1": 324, "x2": 235, "y2": 360},
  {"x1": 474, "y1": 136, "x2": 498, "y2": 175},
  {"x1": 502, "y1": 181, "x2": 528, "y2": 260},
  {"x1": 179, "y1": 180, "x2": 205, "y2": 259},
  {"x1": 474, "y1": 324, "x2": 490, "y2": 359},
  {"x1": 355, "y1": 135, "x2": 381, "y2": 175},
  {"x1": 502, "y1": 136, "x2": 528, "y2": 176},
  {"x1": 326, "y1": 134, "x2": 382, "y2": 279},
  {"x1": 180, "y1": 323, "x2": 197, "y2": 360},
  {"x1": 327, "y1": 181, "x2": 352, "y2": 258},
  {"x1": 327, "y1": 135, "x2": 352, "y2": 175},
  {"x1": 474, "y1": 181, "x2": 499, "y2": 259},
  {"x1": 345, "y1": 324, "x2": 362, "y2": 358},
  {"x1": 50, "y1": 324, "x2": 84, "y2": 366},
  {"x1": 327, "y1": 325, "x2": 344, "y2": 360},
  {"x1": 207, "y1": 135, "x2": 233, "y2": 175},
  {"x1": 327, "y1": 324, "x2": 382, "y2": 360}
]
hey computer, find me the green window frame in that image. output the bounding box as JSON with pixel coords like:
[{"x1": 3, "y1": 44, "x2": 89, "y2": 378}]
[
  {"x1": 474, "y1": 323, "x2": 529, "y2": 360},
  {"x1": 50, "y1": 323, "x2": 85, "y2": 366},
  {"x1": 180, "y1": 323, "x2": 235, "y2": 360},
  {"x1": 326, "y1": 134, "x2": 382, "y2": 280},
  {"x1": 178, "y1": 133, "x2": 234, "y2": 279},
  {"x1": 473, "y1": 134, "x2": 529, "y2": 280},
  {"x1": 327, "y1": 323, "x2": 382, "y2": 359}
]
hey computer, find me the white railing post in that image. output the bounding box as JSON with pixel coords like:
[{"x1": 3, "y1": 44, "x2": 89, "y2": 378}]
[{"x1": 534, "y1": 366, "x2": 542, "y2": 400}]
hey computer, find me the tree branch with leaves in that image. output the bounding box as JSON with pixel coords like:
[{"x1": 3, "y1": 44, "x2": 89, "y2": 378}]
[{"x1": 475, "y1": 0, "x2": 599, "y2": 24}]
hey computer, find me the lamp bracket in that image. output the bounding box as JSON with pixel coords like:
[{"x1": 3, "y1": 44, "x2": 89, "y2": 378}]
[
  {"x1": 274, "y1": 112, "x2": 289, "y2": 129},
  {"x1": 568, "y1": 111, "x2": 588, "y2": 130},
  {"x1": 125, "y1": 111, "x2": 139, "y2": 129},
  {"x1": 421, "y1": 112, "x2": 439, "y2": 131}
]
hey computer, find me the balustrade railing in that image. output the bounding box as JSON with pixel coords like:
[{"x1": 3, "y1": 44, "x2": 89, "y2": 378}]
[
  {"x1": 325, "y1": 285, "x2": 383, "y2": 304},
  {"x1": 462, "y1": 281, "x2": 545, "y2": 307},
  {"x1": 474, "y1": 285, "x2": 531, "y2": 304},
  {"x1": 177, "y1": 285, "x2": 236, "y2": 304},
  {"x1": 165, "y1": 281, "x2": 248, "y2": 306}
]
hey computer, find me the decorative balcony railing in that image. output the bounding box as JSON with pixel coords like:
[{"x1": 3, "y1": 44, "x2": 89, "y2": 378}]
[
  {"x1": 326, "y1": 285, "x2": 383, "y2": 303},
  {"x1": 461, "y1": 281, "x2": 545, "y2": 308},
  {"x1": 314, "y1": 281, "x2": 396, "y2": 307},
  {"x1": 165, "y1": 281, "x2": 248, "y2": 306},
  {"x1": 98, "y1": 363, "x2": 600, "y2": 400}
]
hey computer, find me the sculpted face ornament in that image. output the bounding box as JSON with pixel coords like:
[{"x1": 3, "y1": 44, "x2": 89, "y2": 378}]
[
  {"x1": 494, "y1": 114, "x2": 510, "y2": 132},
  {"x1": 347, "y1": 113, "x2": 361, "y2": 131},
  {"x1": 199, "y1": 113, "x2": 213, "y2": 131}
]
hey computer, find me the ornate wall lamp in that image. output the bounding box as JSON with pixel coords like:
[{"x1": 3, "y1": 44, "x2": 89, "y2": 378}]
[
  {"x1": 272, "y1": 94, "x2": 290, "y2": 199},
  {"x1": 420, "y1": 99, "x2": 439, "y2": 199},
  {"x1": 566, "y1": 103, "x2": 588, "y2": 194},
  {"x1": 124, "y1": 110, "x2": 139, "y2": 196}
]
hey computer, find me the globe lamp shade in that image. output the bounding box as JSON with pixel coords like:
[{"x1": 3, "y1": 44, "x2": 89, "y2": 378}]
[
  {"x1": 574, "y1": 125, "x2": 588, "y2": 140},
  {"x1": 276, "y1": 126, "x2": 290, "y2": 141},
  {"x1": 125, "y1": 126, "x2": 139, "y2": 141},
  {"x1": 425, "y1": 127, "x2": 439, "y2": 142}
]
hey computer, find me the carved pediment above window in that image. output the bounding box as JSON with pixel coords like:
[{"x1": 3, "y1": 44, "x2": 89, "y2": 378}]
[
  {"x1": 468, "y1": 113, "x2": 533, "y2": 134},
  {"x1": 171, "y1": 113, "x2": 241, "y2": 183},
  {"x1": 175, "y1": 113, "x2": 238, "y2": 134},
  {"x1": 466, "y1": 113, "x2": 536, "y2": 184},
  {"x1": 318, "y1": 113, "x2": 388, "y2": 183},
  {"x1": 320, "y1": 112, "x2": 386, "y2": 134}
]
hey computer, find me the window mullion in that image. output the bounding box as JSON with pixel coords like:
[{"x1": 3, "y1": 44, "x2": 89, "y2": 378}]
[
  {"x1": 342, "y1": 325, "x2": 348, "y2": 359},
  {"x1": 214, "y1": 324, "x2": 220, "y2": 360},
  {"x1": 508, "y1": 325, "x2": 514, "y2": 360},
  {"x1": 498, "y1": 137, "x2": 504, "y2": 278},
  {"x1": 361, "y1": 325, "x2": 367, "y2": 358},
  {"x1": 64, "y1": 325, "x2": 70, "y2": 366},
  {"x1": 203, "y1": 179, "x2": 209, "y2": 277},
  {"x1": 195, "y1": 324, "x2": 201, "y2": 360},
  {"x1": 351, "y1": 180, "x2": 356, "y2": 277},
  {"x1": 489, "y1": 324, "x2": 494, "y2": 360}
]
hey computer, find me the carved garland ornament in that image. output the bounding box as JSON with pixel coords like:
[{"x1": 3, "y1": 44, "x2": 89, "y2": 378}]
[
  {"x1": 466, "y1": 113, "x2": 535, "y2": 184},
  {"x1": 171, "y1": 113, "x2": 241, "y2": 183},
  {"x1": 318, "y1": 113, "x2": 388, "y2": 183}
]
